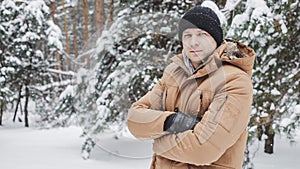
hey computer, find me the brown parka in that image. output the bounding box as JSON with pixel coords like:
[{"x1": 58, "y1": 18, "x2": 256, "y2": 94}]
[{"x1": 127, "y1": 39, "x2": 256, "y2": 169}]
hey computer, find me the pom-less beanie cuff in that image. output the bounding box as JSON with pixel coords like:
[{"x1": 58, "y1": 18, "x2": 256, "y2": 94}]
[{"x1": 178, "y1": 6, "x2": 223, "y2": 47}]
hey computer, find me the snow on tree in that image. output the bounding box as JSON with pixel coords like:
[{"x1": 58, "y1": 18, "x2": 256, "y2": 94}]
[
  {"x1": 226, "y1": 0, "x2": 299, "y2": 167},
  {"x1": 75, "y1": 0, "x2": 196, "y2": 159},
  {"x1": 45, "y1": 0, "x2": 299, "y2": 165},
  {"x1": 0, "y1": 0, "x2": 69, "y2": 127},
  {"x1": 0, "y1": 66, "x2": 13, "y2": 125}
]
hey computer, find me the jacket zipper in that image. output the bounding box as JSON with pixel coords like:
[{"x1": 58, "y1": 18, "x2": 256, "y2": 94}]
[
  {"x1": 218, "y1": 95, "x2": 228, "y2": 111},
  {"x1": 162, "y1": 85, "x2": 167, "y2": 111},
  {"x1": 213, "y1": 94, "x2": 228, "y2": 122},
  {"x1": 199, "y1": 93, "x2": 203, "y2": 114}
]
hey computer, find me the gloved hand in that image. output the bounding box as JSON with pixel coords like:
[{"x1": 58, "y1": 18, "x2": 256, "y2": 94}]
[{"x1": 163, "y1": 112, "x2": 201, "y2": 134}]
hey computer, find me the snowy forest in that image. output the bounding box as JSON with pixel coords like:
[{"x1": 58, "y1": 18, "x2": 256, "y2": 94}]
[{"x1": 0, "y1": 0, "x2": 299, "y2": 168}]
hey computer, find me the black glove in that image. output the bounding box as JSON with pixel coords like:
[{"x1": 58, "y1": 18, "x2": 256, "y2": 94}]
[{"x1": 163, "y1": 112, "x2": 202, "y2": 134}]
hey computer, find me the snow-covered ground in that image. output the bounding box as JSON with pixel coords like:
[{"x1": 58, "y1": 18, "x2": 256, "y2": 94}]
[{"x1": 1, "y1": 121, "x2": 299, "y2": 169}]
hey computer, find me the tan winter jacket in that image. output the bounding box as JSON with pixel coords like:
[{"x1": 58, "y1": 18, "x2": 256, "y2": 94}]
[{"x1": 127, "y1": 39, "x2": 256, "y2": 169}]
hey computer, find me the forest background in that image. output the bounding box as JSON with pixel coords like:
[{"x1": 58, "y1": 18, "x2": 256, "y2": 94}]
[{"x1": 0, "y1": 0, "x2": 299, "y2": 168}]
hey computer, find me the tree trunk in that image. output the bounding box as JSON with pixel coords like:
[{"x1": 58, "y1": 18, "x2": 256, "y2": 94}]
[
  {"x1": 72, "y1": 5, "x2": 78, "y2": 59},
  {"x1": 83, "y1": 0, "x2": 89, "y2": 42},
  {"x1": 95, "y1": 0, "x2": 105, "y2": 31},
  {"x1": 96, "y1": 0, "x2": 106, "y2": 31},
  {"x1": 217, "y1": 0, "x2": 227, "y2": 8},
  {"x1": 264, "y1": 124, "x2": 275, "y2": 154},
  {"x1": 50, "y1": 1, "x2": 62, "y2": 72},
  {"x1": 108, "y1": 0, "x2": 114, "y2": 27},
  {"x1": 13, "y1": 86, "x2": 22, "y2": 122},
  {"x1": 0, "y1": 103, "x2": 3, "y2": 125},
  {"x1": 62, "y1": 0, "x2": 71, "y2": 70},
  {"x1": 83, "y1": 0, "x2": 90, "y2": 68},
  {"x1": 24, "y1": 86, "x2": 29, "y2": 127}
]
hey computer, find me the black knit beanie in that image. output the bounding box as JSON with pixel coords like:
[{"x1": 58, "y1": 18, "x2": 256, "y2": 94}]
[{"x1": 178, "y1": 6, "x2": 223, "y2": 47}]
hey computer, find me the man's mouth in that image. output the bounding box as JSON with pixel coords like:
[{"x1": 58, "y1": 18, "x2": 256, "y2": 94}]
[{"x1": 190, "y1": 50, "x2": 202, "y2": 53}]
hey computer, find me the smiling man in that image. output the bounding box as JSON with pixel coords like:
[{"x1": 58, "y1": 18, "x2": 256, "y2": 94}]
[{"x1": 127, "y1": 5, "x2": 256, "y2": 169}]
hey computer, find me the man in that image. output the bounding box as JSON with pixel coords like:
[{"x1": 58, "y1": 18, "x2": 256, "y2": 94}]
[{"x1": 127, "y1": 5, "x2": 255, "y2": 169}]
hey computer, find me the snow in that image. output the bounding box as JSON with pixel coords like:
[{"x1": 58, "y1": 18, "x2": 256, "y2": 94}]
[
  {"x1": 1, "y1": 0, "x2": 299, "y2": 168},
  {"x1": 1, "y1": 118, "x2": 299, "y2": 169},
  {"x1": 279, "y1": 19, "x2": 288, "y2": 34},
  {"x1": 46, "y1": 20, "x2": 63, "y2": 51},
  {"x1": 25, "y1": 0, "x2": 49, "y2": 25},
  {"x1": 201, "y1": 0, "x2": 227, "y2": 26},
  {"x1": 248, "y1": 0, "x2": 270, "y2": 19},
  {"x1": 271, "y1": 88, "x2": 281, "y2": 95},
  {"x1": 295, "y1": 105, "x2": 300, "y2": 114},
  {"x1": 0, "y1": 77, "x2": 5, "y2": 83},
  {"x1": 223, "y1": 0, "x2": 241, "y2": 11},
  {"x1": 0, "y1": 121, "x2": 151, "y2": 169},
  {"x1": 59, "y1": 85, "x2": 75, "y2": 99},
  {"x1": 160, "y1": 26, "x2": 171, "y2": 33},
  {"x1": 252, "y1": 134, "x2": 300, "y2": 169}
]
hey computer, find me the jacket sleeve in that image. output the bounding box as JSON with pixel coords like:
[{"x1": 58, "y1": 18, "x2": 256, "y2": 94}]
[
  {"x1": 152, "y1": 72, "x2": 253, "y2": 165},
  {"x1": 127, "y1": 72, "x2": 175, "y2": 140}
]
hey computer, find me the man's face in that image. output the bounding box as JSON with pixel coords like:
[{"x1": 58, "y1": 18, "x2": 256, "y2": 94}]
[{"x1": 182, "y1": 28, "x2": 217, "y2": 68}]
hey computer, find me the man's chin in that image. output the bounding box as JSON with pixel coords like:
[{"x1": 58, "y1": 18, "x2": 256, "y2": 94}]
[{"x1": 190, "y1": 54, "x2": 204, "y2": 61}]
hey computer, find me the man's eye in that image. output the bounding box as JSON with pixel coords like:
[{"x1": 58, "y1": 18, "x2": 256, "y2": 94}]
[
  {"x1": 198, "y1": 32, "x2": 207, "y2": 36},
  {"x1": 184, "y1": 34, "x2": 191, "y2": 38}
]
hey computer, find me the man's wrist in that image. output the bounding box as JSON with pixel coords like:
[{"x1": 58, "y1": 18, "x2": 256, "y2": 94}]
[{"x1": 163, "y1": 114, "x2": 177, "y2": 131}]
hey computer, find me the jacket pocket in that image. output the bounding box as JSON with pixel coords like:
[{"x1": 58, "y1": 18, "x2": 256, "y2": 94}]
[
  {"x1": 196, "y1": 94, "x2": 228, "y2": 144},
  {"x1": 199, "y1": 90, "x2": 213, "y2": 115},
  {"x1": 218, "y1": 101, "x2": 240, "y2": 133},
  {"x1": 212, "y1": 95, "x2": 240, "y2": 133},
  {"x1": 149, "y1": 85, "x2": 165, "y2": 111},
  {"x1": 184, "y1": 89, "x2": 214, "y2": 117},
  {"x1": 165, "y1": 85, "x2": 179, "y2": 111},
  {"x1": 212, "y1": 94, "x2": 228, "y2": 123},
  {"x1": 185, "y1": 89, "x2": 202, "y2": 116}
]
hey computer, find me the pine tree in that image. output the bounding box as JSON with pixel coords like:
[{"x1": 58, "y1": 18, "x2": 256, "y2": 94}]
[
  {"x1": 226, "y1": 0, "x2": 299, "y2": 167},
  {"x1": 75, "y1": 0, "x2": 194, "y2": 158},
  {"x1": 44, "y1": 0, "x2": 299, "y2": 163},
  {"x1": 0, "y1": 0, "x2": 68, "y2": 127}
]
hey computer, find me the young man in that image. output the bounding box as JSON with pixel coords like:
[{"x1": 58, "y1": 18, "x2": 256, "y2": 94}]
[{"x1": 127, "y1": 6, "x2": 255, "y2": 169}]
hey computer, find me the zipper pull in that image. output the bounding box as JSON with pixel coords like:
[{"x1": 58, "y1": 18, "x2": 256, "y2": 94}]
[{"x1": 217, "y1": 95, "x2": 228, "y2": 111}]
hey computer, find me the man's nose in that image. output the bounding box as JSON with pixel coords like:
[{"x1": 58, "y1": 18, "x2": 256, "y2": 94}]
[{"x1": 190, "y1": 36, "x2": 199, "y2": 47}]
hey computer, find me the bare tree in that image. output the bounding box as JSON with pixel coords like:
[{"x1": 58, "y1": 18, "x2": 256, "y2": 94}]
[
  {"x1": 95, "y1": 0, "x2": 105, "y2": 31},
  {"x1": 83, "y1": 0, "x2": 90, "y2": 68},
  {"x1": 50, "y1": 1, "x2": 62, "y2": 72},
  {"x1": 72, "y1": 5, "x2": 78, "y2": 59},
  {"x1": 62, "y1": 0, "x2": 71, "y2": 70},
  {"x1": 108, "y1": 0, "x2": 114, "y2": 27}
]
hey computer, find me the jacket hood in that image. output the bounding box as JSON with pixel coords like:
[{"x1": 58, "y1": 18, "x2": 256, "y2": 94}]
[{"x1": 216, "y1": 39, "x2": 256, "y2": 77}]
